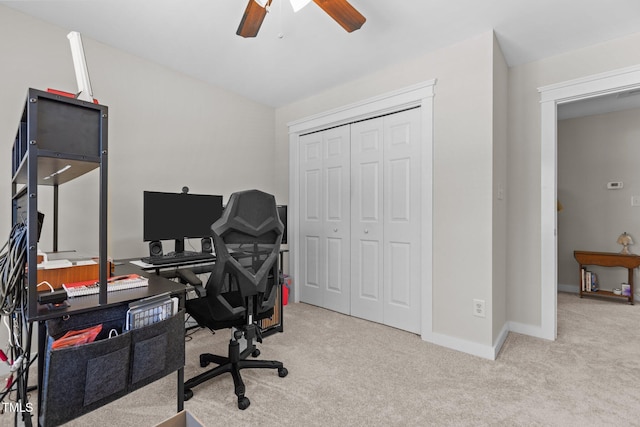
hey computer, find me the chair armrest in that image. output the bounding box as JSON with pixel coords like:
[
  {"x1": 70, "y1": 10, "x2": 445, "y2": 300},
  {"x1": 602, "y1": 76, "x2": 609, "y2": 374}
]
[{"x1": 175, "y1": 268, "x2": 206, "y2": 297}]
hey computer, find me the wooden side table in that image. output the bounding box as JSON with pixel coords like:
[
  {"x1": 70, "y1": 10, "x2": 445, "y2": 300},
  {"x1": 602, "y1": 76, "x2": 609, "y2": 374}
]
[{"x1": 574, "y1": 251, "x2": 640, "y2": 304}]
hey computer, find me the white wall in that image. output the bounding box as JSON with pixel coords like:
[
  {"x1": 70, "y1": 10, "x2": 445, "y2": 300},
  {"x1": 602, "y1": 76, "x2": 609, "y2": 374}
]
[
  {"x1": 276, "y1": 31, "x2": 499, "y2": 352},
  {"x1": 557, "y1": 108, "x2": 640, "y2": 292},
  {"x1": 507, "y1": 32, "x2": 640, "y2": 328},
  {"x1": 0, "y1": 6, "x2": 277, "y2": 369},
  {"x1": 0, "y1": 5, "x2": 276, "y2": 260},
  {"x1": 492, "y1": 34, "x2": 508, "y2": 345}
]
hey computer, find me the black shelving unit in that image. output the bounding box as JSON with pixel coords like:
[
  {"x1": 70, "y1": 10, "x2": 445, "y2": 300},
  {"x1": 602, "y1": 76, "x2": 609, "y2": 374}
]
[
  {"x1": 9, "y1": 89, "x2": 186, "y2": 427},
  {"x1": 10, "y1": 88, "x2": 108, "y2": 426},
  {"x1": 11, "y1": 88, "x2": 108, "y2": 320}
]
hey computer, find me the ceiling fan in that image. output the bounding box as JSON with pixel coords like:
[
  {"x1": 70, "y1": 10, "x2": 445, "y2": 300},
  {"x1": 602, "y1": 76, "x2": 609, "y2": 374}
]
[{"x1": 237, "y1": 0, "x2": 366, "y2": 38}]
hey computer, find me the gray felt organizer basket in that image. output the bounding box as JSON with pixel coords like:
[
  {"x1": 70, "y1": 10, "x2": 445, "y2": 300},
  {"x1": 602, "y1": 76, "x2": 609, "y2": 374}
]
[{"x1": 39, "y1": 304, "x2": 184, "y2": 426}]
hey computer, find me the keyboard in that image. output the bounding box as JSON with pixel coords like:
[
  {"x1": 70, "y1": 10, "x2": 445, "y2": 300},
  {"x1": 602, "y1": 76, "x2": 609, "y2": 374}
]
[
  {"x1": 63, "y1": 274, "x2": 149, "y2": 298},
  {"x1": 141, "y1": 251, "x2": 214, "y2": 266}
]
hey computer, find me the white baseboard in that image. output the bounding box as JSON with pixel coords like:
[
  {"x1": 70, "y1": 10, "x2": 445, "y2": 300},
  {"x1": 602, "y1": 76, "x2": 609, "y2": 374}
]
[
  {"x1": 423, "y1": 288, "x2": 640, "y2": 361},
  {"x1": 425, "y1": 332, "x2": 498, "y2": 361},
  {"x1": 558, "y1": 283, "x2": 579, "y2": 293},
  {"x1": 508, "y1": 321, "x2": 549, "y2": 340},
  {"x1": 493, "y1": 322, "x2": 510, "y2": 359}
]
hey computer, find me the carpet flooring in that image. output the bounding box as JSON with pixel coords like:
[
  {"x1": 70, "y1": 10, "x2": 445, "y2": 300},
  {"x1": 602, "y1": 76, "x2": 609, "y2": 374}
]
[{"x1": 7, "y1": 292, "x2": 640, "y2": 426}]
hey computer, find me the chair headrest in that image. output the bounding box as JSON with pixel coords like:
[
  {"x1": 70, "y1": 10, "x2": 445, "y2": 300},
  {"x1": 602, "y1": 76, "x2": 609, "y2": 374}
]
[{"x1": 213, "y1": 190, "x2": 283, "y2": 242}]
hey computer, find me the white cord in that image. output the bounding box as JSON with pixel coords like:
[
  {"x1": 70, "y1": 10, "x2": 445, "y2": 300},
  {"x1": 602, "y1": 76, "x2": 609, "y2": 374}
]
[{"x1": 37, "y1": 281, "x2": 54, "y2": 292}]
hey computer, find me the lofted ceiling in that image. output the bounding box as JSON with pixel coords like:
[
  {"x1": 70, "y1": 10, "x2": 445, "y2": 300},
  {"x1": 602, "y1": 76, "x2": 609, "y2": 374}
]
[{"x1": 2, "y1": 0, "x2": 640, "y2": 108}]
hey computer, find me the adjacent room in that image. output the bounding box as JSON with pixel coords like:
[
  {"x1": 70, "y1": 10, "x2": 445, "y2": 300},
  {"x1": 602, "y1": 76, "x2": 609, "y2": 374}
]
[{"x1": 1, "y1": 1, "x2": 640, "y2": 425}]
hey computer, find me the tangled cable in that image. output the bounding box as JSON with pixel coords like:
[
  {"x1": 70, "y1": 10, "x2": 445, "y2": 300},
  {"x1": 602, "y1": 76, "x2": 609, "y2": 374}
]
[{"x1": 0, "y1": 223, "x2": 27, "y2": 315}]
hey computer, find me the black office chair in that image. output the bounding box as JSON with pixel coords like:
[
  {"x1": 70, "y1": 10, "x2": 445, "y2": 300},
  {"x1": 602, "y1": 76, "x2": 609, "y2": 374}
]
[{"x1": 183, "y1": 189, "x2": 288, "y2": 410}]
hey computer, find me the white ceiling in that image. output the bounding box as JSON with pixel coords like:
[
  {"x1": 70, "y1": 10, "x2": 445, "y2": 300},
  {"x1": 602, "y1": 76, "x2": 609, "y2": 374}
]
[{"x1": 3, "y1": 0, "x2": 640, "y2": 108}]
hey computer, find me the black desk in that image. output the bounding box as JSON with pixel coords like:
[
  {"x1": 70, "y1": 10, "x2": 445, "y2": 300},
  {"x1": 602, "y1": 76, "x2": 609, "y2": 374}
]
[
  {"x1": 133, "y1": 251, "x2": 286, "y2": 337},
  {"x1": 35, "y1": 261, "x2": 188, "y2": 320},
  {"x1": 35, "y1": 260, "x2": 188, "y2": 426}
]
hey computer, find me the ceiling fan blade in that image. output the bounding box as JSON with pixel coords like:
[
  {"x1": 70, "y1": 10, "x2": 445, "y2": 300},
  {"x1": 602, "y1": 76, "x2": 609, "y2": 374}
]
[
  {"x1": 237, "y1": 0, "x2": 272, "y2": 38},
  {"x1": 313, "y1": 0, "x2": 366, "y2": 33}
]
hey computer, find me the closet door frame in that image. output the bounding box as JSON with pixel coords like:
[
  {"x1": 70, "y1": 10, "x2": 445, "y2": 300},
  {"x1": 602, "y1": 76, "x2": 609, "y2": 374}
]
[{"x1": 288, "y1": 80, "x2": 436, "y2": 341}]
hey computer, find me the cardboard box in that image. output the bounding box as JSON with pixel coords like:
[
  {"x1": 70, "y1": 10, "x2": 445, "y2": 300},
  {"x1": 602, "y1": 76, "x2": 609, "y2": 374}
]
[{"x1": 155, "y1": 410, "x2": 205, "y2": 427}]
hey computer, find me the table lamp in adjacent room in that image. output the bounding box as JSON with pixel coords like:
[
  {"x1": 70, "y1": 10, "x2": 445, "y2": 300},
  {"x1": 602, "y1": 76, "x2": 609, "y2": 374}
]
[{"x1": 616, "y1": 232, "x2": 634, "y2": 255}]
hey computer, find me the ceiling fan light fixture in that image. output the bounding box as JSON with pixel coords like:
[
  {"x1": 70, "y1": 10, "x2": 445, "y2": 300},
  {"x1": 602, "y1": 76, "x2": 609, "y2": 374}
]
[
  {"x1": 289, "y1": 0, "x2": 312, "y2": 13},
  {"x1": 239, "y1": 0, "x2": 365, "y2": 37}
]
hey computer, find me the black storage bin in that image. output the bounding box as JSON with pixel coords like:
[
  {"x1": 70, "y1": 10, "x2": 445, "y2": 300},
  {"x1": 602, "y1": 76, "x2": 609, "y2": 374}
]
[{"x1": 39, "y1": 305, "x2": 185, "y2": 427}]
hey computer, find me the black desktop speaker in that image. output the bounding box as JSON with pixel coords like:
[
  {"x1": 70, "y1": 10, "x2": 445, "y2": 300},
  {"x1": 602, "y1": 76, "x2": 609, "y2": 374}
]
[
  {"x1": 149, "y1": 240, "x2": 163, "y2": 257},
  {"x1": 201, "y1": 237, "x2": 213, "y2": 253}
]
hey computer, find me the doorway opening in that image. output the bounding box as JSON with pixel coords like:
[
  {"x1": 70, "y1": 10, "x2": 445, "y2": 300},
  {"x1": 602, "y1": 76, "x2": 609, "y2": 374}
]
[{"x1": 539, "y1": 64, "x2": 640, "y2": 340}]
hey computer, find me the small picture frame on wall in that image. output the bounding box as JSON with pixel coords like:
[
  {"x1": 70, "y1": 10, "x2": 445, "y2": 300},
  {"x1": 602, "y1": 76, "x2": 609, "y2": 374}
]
[{"x1": 621, "y1": 283, "x2": 631, "y2": 297}]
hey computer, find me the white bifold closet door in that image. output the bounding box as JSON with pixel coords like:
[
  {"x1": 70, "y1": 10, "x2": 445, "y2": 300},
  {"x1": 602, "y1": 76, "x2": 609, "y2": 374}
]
[
  {"x1": 299, "y1": 125, "x2": 351, "y2": 315},
  {"x1": 350, "y1": 108, "x2": 421, "y2": 333},
  {"x1": 299, "y1": 108, "x2": 421, "y2": 333}
]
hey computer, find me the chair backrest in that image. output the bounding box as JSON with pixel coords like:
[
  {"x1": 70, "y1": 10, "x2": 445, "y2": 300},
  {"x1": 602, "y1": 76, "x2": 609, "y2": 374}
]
[{"x1": 207, "y1": 189, "x2": 283, "y2": 318}]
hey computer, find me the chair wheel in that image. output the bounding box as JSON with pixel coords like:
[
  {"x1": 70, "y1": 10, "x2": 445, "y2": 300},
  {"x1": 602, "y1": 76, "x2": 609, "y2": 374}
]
[
  {"x1": 238, "y1": 396, "x2": 250, "y2": 410},
  {"x1": 184, "y1": 389, "x2": 194, "y2": 401},
  {"x1": 199, "y1": 354, "x2": 210, "y2": 368},
  {"x1": 251, "y1": 349, "x2": 260, "y2": 357},
  {"x1": 278, "y1": 367, "x2": 288, "y2": 378}
]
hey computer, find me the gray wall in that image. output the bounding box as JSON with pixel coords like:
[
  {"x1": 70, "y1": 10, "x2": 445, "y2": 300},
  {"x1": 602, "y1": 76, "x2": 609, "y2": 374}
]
[
  {"x1": 0, "y1": 6, "x2": 277, "y2": 260},
  {"x1": 507, "y1": 31, "x2": 640, "y2": 329},
  {"x1": 492, "y1": 34, "x2": 509, "y2": 344},
  {"x1": 0, "y1": 4, "x2": 279, "y2": 376},
  {"x1": 276, "y1": 32, "x2": 503, "y2": 354},
  {"x1": 558, "y1": 108, "x2": 640, "y2": 293},
  {"x1": 3, "y1": 2, "x2": 640, "y2": 362}
]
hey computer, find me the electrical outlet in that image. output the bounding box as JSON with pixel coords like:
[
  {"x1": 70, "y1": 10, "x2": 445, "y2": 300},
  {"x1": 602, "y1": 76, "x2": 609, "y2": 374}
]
[
  {"x1": 632, "y1": 196, "x2": 640, "y2": 207},
  {"x1": 473, "y1": 299, "x2": 486, "y2": 318}
]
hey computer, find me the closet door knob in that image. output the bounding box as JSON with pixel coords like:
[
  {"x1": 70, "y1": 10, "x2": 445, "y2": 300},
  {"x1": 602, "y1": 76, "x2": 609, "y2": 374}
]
[
  {"x1": 364, "y1": 229, "x2": 369, "y2": 234},
  {"x1": 333, "y1": 228, "x2": 338, "y2": 232}
]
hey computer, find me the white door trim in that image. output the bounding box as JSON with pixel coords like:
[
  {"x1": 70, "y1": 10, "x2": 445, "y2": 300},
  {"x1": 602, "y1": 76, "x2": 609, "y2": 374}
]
[
  {"x1": 538, "y1": 64, "x2": 640, "y2": 340},
  {"x1": 288, "y1": 79, "x2": 436, "y2": 340}
]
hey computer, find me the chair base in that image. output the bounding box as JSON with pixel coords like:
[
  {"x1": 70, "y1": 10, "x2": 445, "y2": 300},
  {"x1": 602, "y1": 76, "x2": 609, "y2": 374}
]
[{"x1": 184, "y1": 340, "x2": 287, "y2": 410}]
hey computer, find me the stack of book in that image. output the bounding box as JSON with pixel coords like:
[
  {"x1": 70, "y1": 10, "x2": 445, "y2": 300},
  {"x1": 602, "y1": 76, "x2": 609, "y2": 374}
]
[{"x1": 580, "y1": 268, "x2": 599, "y2": 292}]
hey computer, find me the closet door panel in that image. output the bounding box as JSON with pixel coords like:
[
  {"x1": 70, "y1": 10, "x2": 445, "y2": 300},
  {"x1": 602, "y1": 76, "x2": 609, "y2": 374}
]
[
  {"x1": 350, "y1": 118, "x2": 384, "y2": 322},
  {"x1": 357, "y1": 240, "x2": 380, "y2": 299},
  {"x1": 326, "y1": 237, "x2": 344, "y2": 293},
  {"x1": 383, "y1": 108, "x2": 421, "y2": 333},
  {"x1": 388, "y1": 242, "x2": 411, "y2": 305},
  {"x1": 299, "y1": 133, "x2": 324, "y2": 307},
  {"x1": 303, "y1": 236, "x2": 320, "y2": 288},
  {"x1": 321, "y1": 126, "x2": 351, "y2": 315}
]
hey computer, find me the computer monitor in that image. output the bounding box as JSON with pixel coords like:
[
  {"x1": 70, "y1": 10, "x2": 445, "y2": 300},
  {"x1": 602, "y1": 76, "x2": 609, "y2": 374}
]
[{"x1": 143, "y1": 191, "x2": 223, "y2": 253}]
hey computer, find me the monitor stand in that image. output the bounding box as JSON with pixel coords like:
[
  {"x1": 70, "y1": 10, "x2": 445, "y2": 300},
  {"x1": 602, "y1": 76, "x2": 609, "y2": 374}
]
[{"x1": 174, "y1": 238, "x2": 185, "y2": 254}]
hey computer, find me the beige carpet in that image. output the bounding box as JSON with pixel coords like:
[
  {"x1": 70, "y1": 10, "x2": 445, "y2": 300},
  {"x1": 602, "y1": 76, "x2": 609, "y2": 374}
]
[{"x1": 9, "y1": 292, "x2": 640, "y2": 426}]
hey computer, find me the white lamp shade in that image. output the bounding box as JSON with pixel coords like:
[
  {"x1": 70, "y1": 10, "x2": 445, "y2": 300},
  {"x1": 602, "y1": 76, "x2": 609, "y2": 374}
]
[{"x1": 289, "y1": 0, "x2": 312, "y2": 12}]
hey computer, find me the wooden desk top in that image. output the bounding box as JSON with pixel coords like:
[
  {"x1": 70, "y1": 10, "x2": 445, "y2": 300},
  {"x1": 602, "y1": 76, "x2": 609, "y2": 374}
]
[{"x1": 574, "y1": 251, "x2": 640, "y2": 269}]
